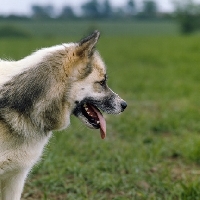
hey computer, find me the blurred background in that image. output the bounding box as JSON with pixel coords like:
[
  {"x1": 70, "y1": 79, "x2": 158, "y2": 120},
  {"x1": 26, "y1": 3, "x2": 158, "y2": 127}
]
[
  {"x1": 2, "y1": 0, "x2": 200, "y2": 199},
  {"x1": 1, "y1": 0, "x2": 200, "y2": 37}
]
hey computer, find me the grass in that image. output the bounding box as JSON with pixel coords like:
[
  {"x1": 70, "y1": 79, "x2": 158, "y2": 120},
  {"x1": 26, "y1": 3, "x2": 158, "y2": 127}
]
[
  {"x1": 1, "y1": 21, "x2": 200, "y2": 199},
  {"x1": 0, "y1": 20, "x2": 178, "y2": 37}
]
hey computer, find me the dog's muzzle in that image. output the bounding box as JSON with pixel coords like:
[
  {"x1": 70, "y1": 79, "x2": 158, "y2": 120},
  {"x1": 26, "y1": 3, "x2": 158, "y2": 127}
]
[{"x1": 72, "y1": 92, "x2": 127, "y2": 140}]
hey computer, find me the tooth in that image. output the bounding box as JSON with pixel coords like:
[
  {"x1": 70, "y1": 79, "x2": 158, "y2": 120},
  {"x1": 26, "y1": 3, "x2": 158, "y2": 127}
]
[
  {"x1": 97, "y1": 121, "x2": 100, "y2": 124},
  {"x1": 85, "y1": 108, "x2": 88, "y2": 111}
]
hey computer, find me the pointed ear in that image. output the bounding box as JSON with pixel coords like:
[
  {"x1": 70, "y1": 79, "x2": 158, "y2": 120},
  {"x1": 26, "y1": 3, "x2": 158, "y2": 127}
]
[{"x1": 76, "y1": 30, "x2": 100, "y2": 57}]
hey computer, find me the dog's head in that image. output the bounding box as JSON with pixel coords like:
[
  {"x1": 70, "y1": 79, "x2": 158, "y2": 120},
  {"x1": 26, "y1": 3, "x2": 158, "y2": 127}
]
[{"x1": 65, "y1": 31, "x2": 127, "y2": 139}]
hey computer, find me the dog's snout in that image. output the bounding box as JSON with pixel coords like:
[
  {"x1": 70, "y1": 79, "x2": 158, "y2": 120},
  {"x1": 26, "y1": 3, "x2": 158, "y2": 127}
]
[{"x1": 121, "y1": 101, "x2": 127, "y2": 111}]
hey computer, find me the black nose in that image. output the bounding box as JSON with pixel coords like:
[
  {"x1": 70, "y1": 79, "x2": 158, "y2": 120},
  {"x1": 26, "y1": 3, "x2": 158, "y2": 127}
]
[{"x1": 121, "y1": 101, "x2": 127, "y2": 111}]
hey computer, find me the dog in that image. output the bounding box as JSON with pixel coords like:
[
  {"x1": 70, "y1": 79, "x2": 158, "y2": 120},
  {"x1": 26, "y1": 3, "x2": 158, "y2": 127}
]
[{"x1": 0, "y1": 31, "x2": 127, "y2": 199}]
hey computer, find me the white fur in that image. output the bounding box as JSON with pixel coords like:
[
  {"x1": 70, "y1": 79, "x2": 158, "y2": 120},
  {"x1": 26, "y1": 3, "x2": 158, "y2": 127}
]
[
  {"x1": 0, "y1": 43, "x2": 73, "y2": 87},
  {"x1": 0, "y1": 131, "x2": 51, "y2": 200}
]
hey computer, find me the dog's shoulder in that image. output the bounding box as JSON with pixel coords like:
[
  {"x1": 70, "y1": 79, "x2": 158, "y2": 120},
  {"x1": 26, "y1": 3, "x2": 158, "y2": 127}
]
[{"x1": 0, "y1": 60, "x2": 18, "y2": 87}]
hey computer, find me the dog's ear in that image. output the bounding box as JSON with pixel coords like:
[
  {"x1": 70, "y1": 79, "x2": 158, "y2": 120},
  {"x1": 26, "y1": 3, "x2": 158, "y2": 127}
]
[{"x1": 76, "y1": 30, "x2": 100, "y2": 57}]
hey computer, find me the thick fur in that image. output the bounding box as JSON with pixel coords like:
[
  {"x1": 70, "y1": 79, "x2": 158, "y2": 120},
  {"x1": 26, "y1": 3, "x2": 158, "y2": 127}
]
[{"x1": 0, "y1": 31, "x2": 126, "y2": 199}]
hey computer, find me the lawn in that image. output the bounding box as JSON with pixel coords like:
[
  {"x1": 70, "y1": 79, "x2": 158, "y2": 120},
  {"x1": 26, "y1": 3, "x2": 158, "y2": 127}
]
[
  {"x1": 0, "y1": 19, "x2": 178, "y2": 38},
  {"x1": 1, "y1": 21, "x2": 200, "y2": 199}
]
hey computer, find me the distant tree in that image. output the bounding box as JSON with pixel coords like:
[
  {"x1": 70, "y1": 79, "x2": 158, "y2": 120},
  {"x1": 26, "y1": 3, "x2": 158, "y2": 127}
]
[
  {"x1": 102, "y1": 0, "x2": 113, "y2": 18},
  {"x1": 126, "y1": 0, "x2": 137, "y2": 16},
  {"x1": 140, "y1": 0, "x2": 157, "y2": 18},
  {"x1": 173, "y1": 0, "x2": 200, "y2": 34},
  {"x1": 32, "y1": 5, "x2": 55, "y2": 19},
  {"x1": 112, "y1": 7, "x2": 126, "y2": 19},
  {"x1": 143, "y1": 0, "x2": 157, "y2": 16},
  {"x1": 81, "y1": 0, "x2": 101, "y2": 18},
  {"x1": 59, "y1": 6, "x2": 76, "y2": 19}
]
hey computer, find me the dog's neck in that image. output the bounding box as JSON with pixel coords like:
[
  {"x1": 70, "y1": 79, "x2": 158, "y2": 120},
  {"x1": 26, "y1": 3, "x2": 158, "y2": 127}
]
[{"x1": 0, "y1": 45, "x2": 75, "y2": 138}]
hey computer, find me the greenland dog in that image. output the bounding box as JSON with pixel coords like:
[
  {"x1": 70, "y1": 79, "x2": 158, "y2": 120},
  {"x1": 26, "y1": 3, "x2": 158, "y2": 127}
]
[{"x1": 0, "y1": 31, "x2": 127, "y2": 199}]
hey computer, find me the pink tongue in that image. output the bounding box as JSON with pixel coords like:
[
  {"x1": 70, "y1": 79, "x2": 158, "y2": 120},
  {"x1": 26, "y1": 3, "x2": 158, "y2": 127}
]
[{"x1": 91, "y1": 106, "x2": 106, "y2": 139}]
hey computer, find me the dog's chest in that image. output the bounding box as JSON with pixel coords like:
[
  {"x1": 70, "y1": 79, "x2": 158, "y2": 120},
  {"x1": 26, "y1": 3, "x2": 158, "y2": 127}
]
[{"x1": 0, "y1": 132, "x2": 51, "y2": 177}]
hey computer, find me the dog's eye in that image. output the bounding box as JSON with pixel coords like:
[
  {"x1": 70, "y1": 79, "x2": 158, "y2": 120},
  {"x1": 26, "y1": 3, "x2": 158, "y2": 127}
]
[
  {"x1": 99, "y1": 80, "x2": 106, "y2": 86},
  {"x1": 97, "y1": 75, "x2": 107, "y2": 87}
]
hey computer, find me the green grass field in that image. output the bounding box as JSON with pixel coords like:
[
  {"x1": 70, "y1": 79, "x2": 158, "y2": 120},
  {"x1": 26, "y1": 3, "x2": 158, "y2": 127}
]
[
  {"x1": 1, "y1": 21, "x2": 200, "y2": 199},
  {"x1": 0, "y1": 19, "x2": 178, "y2": 38}
]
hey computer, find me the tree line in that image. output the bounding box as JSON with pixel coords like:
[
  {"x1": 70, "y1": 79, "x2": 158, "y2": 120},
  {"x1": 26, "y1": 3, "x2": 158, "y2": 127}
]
[
  {"x1": 0, "y1": 0, "x2": 161, "y2": 20},
  {"x1": 31, "y1": 0, "x2": 159, "y2": 20},
  {"x1": 0, "y1": 0, "x2": 200, "y2": 34}
]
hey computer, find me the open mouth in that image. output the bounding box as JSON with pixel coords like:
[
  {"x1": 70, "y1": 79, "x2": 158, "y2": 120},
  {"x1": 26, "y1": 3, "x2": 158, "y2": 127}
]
[
  {"x1": 82, "y1": 104, "x2": 100, "y2": 128},
  {"x1": 74, "y1": 102, "x2": 106, "y2": 139}
]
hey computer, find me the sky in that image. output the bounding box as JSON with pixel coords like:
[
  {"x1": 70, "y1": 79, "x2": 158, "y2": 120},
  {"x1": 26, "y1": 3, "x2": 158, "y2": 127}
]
[
  {"x1": 1, "y1": 0, "x2": 200, "y2": 16},
  {"x1": 0, "y1": 0, "x2": 175, "y2": 16}
]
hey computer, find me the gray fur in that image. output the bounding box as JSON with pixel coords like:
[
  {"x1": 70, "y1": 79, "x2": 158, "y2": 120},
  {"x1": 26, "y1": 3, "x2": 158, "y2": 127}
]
[{"x1": 0, "y1": 51, "x2": 67, "y2": 136}]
